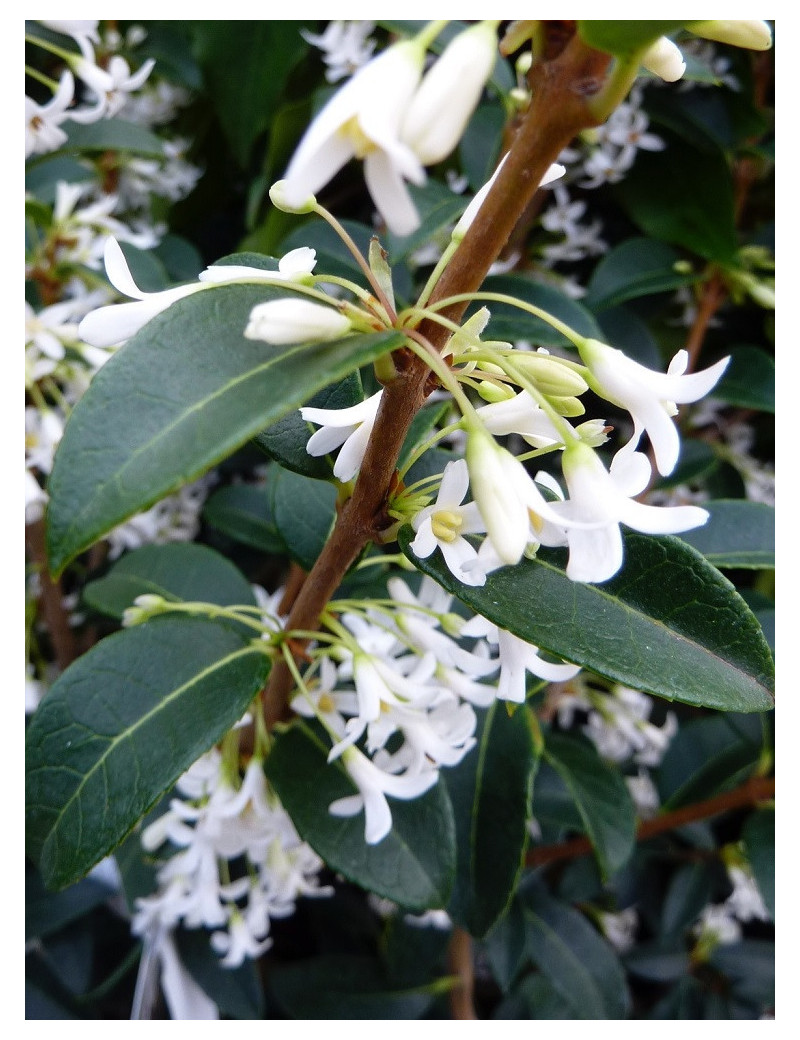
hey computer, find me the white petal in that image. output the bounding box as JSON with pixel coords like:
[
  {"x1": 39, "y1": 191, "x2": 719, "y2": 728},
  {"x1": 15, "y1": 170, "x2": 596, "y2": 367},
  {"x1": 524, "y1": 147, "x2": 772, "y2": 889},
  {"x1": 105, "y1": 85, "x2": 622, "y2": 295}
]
[
  {"x1": 363, "y1": 150, "x2": 421, "y2": 236},
  {"x1": 566, "y1": 524, "x2": 623, "y2": 584},
  {"x1": 332, "y1": 420, "x2": 373, "y2": 480}
]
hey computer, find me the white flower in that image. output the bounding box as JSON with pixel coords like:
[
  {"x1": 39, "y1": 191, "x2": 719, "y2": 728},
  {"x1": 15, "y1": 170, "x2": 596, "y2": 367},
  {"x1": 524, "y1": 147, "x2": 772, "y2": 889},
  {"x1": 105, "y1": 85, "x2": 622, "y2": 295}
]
[
  {"x1": 688, "y1": 20, "x2": 772, "y2": 51},
  {"x1": 301, "y1": 390, "x2": 383, "y2": 481},
  {"x1": 410, "y1": 459, "x2": 487, "y2": 586},
  {"x1": 552, "y1": 442, "x2": 710, "y2": 583},
  {"x1": 465, "y1": 427, "x2": 570, "y2": 567},
  {"x1": 70, "y1": 40, "x2": 156, "y2": 122},
  {"x1": 401, "y1": 21, "x2": 498, "y2": 166},
  {"x1": 578, "y1": 340, "x2": 730, "y2": 476},
  {"x1": 154, "y1": 930, "x2": 220, "y2": 1020},
  {"x1": 244, "y1": 298, "x2": 352, "y2": 345},
  {"x1": 25, "y1": 71, "x2": 75, "y2": 157},
  {"x1": 280, "y1": 39, "x2": 427, "y2": 235},
  {"x1": 641, "y1": 36, "x2": 687, "y2": 82},
  {"x1": 79, "y1": 238, "x2": 317, "y2": 347},
  {"x1": 329, "y1": 747, "x2": 439, "y2": 844},
  {"x1": 210, "y1": 910, "x2": 271, "y2": 968},
  {"x1": 461, "y1": 615, "x2": 581, "y2": 703},
  {"x1": 301, "y1": 21, "x2": 376, "y2": 82},
  {"x1": 725, "y1": 865, "x2": 771, "y2": 922},
  {"x1": 476, "y1": 392, "x2": 564, "y2": 449}
]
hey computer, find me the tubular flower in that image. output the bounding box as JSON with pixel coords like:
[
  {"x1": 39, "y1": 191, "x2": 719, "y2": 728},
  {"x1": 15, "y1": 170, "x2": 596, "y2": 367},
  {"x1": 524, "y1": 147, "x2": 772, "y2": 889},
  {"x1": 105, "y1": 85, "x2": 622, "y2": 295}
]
[
  {"x1": 410, "y1": 459, "x2": 487, "y2": 586},
  {"x1": 79, "y1": 238, "x2": 318, "y2": 347},
  {"x1": 641, "y1": 37, "x2": 686, "y2": 82},
  {"x1": 280, "y1": 39, "x2": 427, "y2": 235},
  {"x1": 687, "y1": 20, "x2": 772, "y2": 51},
  {"x1": 25, "y1": 70, "x2": 76, "y2": 157},
  {"x1": 401, "y1": 21, "x2": 499, "y2": 165},
  {"x1": 301, "y1": 390, "x2": 383, "y2": 481},
  {"x1": 552, "y1": 442, "x2": 709, "y2": 584},
  {"x1": 244, "y1": 299, "x2": 352, "y2": 345},
  {"x1": 577, "y1": 340, "x2": 729, "y2": 476},
  {"x1": 329, "y1": 747, "x2": 439, "y2": 845},
  {"x1": 464, "y1": 427, "x2": 571, "y2": 567}
]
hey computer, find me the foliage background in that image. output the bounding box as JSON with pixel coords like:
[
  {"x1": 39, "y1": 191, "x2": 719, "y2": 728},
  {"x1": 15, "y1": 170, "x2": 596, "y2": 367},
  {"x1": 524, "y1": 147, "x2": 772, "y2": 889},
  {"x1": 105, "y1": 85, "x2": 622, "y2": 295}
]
[{"x1": 22, "y1": 15, "x2": 777, "y2": 1022}]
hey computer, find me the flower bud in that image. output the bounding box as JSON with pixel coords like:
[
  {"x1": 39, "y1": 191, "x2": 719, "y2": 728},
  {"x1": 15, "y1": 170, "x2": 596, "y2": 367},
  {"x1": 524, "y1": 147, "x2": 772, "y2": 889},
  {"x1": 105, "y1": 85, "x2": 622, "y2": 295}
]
[
  {"x1": 641, "y1": 36, "x2": 686, "y2": 82},
  {"x1": 401, "y1": 21, "x2": 499, "y2": 166},
  {"x1": 244, "y1": 298, "x2": 352, "y2": 345},
  {"x1": 511, "y1": 354, "x2": 589, "y2": 397},
  {"x1": 269, "y1": 178, "x2": 317, "y2": 214},
  {"x1": 688, "y1": 20, "x2": 772, "y2": 51}
]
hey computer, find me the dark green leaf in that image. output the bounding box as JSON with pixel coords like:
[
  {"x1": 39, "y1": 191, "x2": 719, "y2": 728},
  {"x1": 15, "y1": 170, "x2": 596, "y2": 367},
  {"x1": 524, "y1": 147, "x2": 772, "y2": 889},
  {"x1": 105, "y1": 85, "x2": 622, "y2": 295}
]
[
  {"x1": 270, "y1": 466, "x2": 338, "y2": 570},
  {"x1": 577, "y1": 21, "x2": 690, "y2": 58},
  {"x1": 625, "y1": 937, "x2": 692, "y2": 981},
  {"x1": 268, "y1": 954, "x2": 440, "y2": 1019},
  {"x1": 742, "y1": 808, "x2": 775, "y2": 917},
  {"x1": 176, "y1": 928, "x2": 264, "y2": 1020},
  {"x1": 473, "y1": 274, "x2": 604, "y2": 348},
  {"x1": 493, "y1": 974, "x2": 577, "y2": 1019},
  {"x1": 82, "y1": 543, "x2": 258, "y2": 620},
  {"x1": 445, "y1": 702, "x2": 539, "y2": 937},
  {"x1": 714, "y1": 345, "x2": 775, "y2": 412},
  {"x1": 657, "y1": 715, "x2": 764, "y2": 809},
  {"x1": 190, "y1": 22, "x2": 312, "y2": 167},
  {"x1": 45, "y1": 283, "x2": 404, "y2": 575},
  {"x1": 654, "y1": 438, "x2": 718, "y2": 490},
  {"x1": 521, "y1": 880, "x2": 630, "y2": 1019},
  {"x1": 616, "y1": 134, "x2": 738, "y2": 261},
  {"x1": 60, "y1": 118, "x2": 166, "y2": 156},
  {"x1": 25, "y1": 616, "x2": 270, "y2": 889},
  {"x1": 253, "y1": 372, "x2": 364, "y2": 478},
  {"x1": 543, "y1": 733, "x2": 636, "y2": 878},
  {"x1": 26, "y1": 863, "x2": 116, "y2": 941},
  {"x1": 265, "y1": 720, "x2": 456, "y2": 912},
  {"x1": 382, "y1": 916, "x2": 452, "y2": 989},
  {"x1": 708, "y1": 941, "x2": 774, "y2": 1006},
  {"x1": 660, "y1": 862, "x2": 716, "y2": 935},
  {"x1": 202, "y1": 485, "x2": 286, "y2": 554},
  {"x1": 677, "y1": 500, "x2": 774, "y2": 568},
  {"x1": 584, "y1": 238, "x2": 697, "y2": 311},
  {"x1": 400, "y1": 527, "x2": 775, "y2": 713},
  {"x1": 482, "y1": 897, "x2": 528, "y2": 993}
]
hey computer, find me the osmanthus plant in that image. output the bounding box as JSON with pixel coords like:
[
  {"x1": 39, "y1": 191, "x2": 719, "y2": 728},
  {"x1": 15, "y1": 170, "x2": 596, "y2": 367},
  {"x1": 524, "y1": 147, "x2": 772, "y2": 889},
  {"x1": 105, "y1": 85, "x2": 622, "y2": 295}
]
[{"x1": 25, "y1": 19, "x2": 775, "y2": 1020}]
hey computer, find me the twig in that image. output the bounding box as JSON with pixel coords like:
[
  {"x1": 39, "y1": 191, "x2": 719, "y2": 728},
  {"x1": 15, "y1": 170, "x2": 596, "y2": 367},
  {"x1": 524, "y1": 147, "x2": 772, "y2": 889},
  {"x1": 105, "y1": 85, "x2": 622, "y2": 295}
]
[
  {"x1": 447, "y1": 926, "x2": 478, "y2": 1020},
  {"x1": 526, "y1": 774, "x2": 774, "y2": 868}
]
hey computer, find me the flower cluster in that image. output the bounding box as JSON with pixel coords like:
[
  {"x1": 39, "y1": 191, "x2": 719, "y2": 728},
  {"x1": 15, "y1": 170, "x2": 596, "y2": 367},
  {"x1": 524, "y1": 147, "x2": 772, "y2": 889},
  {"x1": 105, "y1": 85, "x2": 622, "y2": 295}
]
[
  {"x1": 291, "y1": 575, "x2": 579, "y2": 843},
  {"x1": 132, "y1": 743, "x2": 331, "y2": 969},
  {"x1": 279, "y1": 21, "x2": 501, "y2": 235}
]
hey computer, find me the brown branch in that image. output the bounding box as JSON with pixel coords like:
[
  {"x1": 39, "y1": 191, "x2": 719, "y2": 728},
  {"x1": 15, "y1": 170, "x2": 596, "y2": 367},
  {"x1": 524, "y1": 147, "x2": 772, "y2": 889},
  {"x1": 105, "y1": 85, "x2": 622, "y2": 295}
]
[
  {"x1": 447, "y1": 926, "x2": 478, "y2": 1020},
  {"x1": 260, "y1": 26, "x2": 613, "y2": 726},
  {"x1": 26, "y1": 519, "x2": 77, "y2": 671},
  {"x1": 526, "y1": 774, "x2": 774, "y2": 868}
]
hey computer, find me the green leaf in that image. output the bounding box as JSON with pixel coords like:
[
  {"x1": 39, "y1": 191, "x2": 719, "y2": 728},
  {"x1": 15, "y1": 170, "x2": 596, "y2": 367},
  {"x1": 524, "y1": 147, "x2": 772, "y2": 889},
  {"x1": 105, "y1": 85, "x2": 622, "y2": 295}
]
[
  {"x1": 45, "y1": 283, "x2": 404, "y2": 575},
  {"x1": 399, "y1": 527, "x2": 775, "y2": 713},
  {"x1": 625, "y1": 937, "x2": 692, "y2": 982},
  {"x1": 190, "y1": 22, "x2": 312, "y2": 167},
  {"x1": 714, "y1": 346, "x2": 775, "y2": 413},
  {"x1": 742, "y1": 808, "x2": 775, "y2": 917},
  {"x1": 577, "y1": 21, "x2": 690, "y2": 59},
  {"x1": 543, "y1": 733, "x2": 636, "y2": 878},
  {"x1": 708, "y1": 941, "x2": 774, "y2": 1007},
  {"x1": 445, "y1": 701, "x2": 539, "y2": 938},
  {"x1": 253, "y1": 372, "x2": 364, "y2": 478},
  {"x1": 660, "y1": 862, "x2": 716, "y2": 935},
  {"x1": 270, "y1": 466, "x2": 338, "y2": 571},
  {"x1": 175, "y1": 929, "x2": 264, "y2": 1020},
  {"x1": 82, "y1": 543, "x2": 258, "y2": 620},
  {"x1": 25, "y1": 863, "x2": 116, "y2": 941},
  {"x1": 583, "y1": 238, "x2": 697, "y2": 311},
  {"x1": 474, "y1": 274, "x2": 604, "y2": 348},
  {"x1": 59, "y1": 118, "x2": 166, "y2": 156},
  {"x1": 616, "y1": 134, "x2": 738, "y2": 261},
  {"x1": 25, "y1": 616, "x2": 270, "y2": 889},
  {"x1": 265, "y1": 720, "x2": 456, "y2": 912},
  {"x1": 268, "y1": 954, "x2": 441, "y2": 1020},
  {"x1": 493, "y1": 974, "x2": 577, "y2": 1019},
  {"x1": 656, "y1": 714, "x2": 764, "y2": 809},
  {"x1": 202, "y1": 484, "x2": 286, "y2": 554},
  {"x1": 521, "y1": 880, "x2": 630, "y2": 1019},
  {"x1": 677, "y1": 500, "x2": 774, "y2": 569}
]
